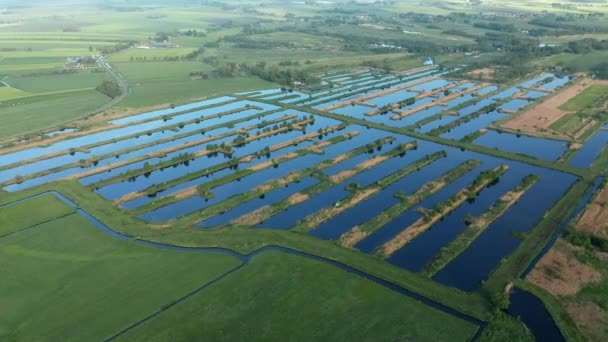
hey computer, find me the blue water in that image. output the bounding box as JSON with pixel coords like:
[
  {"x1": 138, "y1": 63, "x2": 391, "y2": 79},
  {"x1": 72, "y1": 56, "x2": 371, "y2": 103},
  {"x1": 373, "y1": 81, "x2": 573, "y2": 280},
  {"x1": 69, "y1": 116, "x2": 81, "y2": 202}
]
[
  {"x1": 110, "y1": 96, "x2": 235, "y2": 125},
  {"x1": 388, "y1": 168, "x2": 529, "y2": 272},
  {"x1": 0, "y1": 100, "x2": 276, "y2": 169},
  {"x1": 474, "y1": 131, "x2": 567, "y2": 161},
  {"x1": 570, "y1": 130, "x2": 608, "y2": 168},
  {"x1": 123, "y1": 126, "x2": 388, "y2": 210},
  {"x1": 508, "y1": 289, "x2": 565, "y2": 342},
  {"x1": 441, "y1": 111, "x2": 507, "y2": 140},
  {"x1": 198, "y1": 176, "x2": 319, "y2": 227},
  {"x1": 433, "y1": 170, "x2": 575, "y2": 291},
  {"x1": 140, "y1": 128, "x2": 402, "y2": 222}
]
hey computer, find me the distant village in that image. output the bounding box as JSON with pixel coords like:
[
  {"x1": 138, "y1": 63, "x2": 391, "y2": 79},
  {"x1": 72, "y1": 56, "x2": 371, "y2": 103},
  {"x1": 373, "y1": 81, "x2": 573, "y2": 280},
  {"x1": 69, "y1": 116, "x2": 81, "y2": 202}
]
[{"x1": 64, "y1": 56, "x2": 99, "y2": 71}]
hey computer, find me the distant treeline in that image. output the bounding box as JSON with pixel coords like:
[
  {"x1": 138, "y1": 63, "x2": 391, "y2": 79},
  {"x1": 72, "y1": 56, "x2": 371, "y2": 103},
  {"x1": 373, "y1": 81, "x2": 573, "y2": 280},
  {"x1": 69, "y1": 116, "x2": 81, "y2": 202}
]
[{"x1": 191, "y1": 62, "x2": 319, "y2": 86}]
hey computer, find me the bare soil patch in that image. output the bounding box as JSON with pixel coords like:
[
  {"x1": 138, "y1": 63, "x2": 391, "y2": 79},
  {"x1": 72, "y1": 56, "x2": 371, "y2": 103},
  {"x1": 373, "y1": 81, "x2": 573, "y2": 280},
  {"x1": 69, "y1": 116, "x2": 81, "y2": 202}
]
[
  {"x1": 329, "y1": 170, "x2": 356, "y2": 184},
  {"x1": 233, "y1": 205, "x2": 270, "y2": 225},
  {"x1": 527, "y1": 239, "x2": 601, "y2": 296},
  {"x1": 113, "y1": 191, "x2": 144, "y2": 205},
  {"x1": 566, "y1": 301, "x2": 608, "y2": 342},
  {"x1": 465, "y1": 68, "x2": 496, "y2": 81},
  {"x1": 576, "y1": 183, "x2": 608, "y2": 238},
  {"x1": 502, "y1": 79, "x2": 608, "y2": 137},
  {"x1": 339, "y1": 226, "x2": 368, "y2": 248},
  {"x1": 174, "y1": 187, "x2": 199, "y2": 200},
  {"x1": 287, "y1": 192, "x2": 309, "y2": 205}
]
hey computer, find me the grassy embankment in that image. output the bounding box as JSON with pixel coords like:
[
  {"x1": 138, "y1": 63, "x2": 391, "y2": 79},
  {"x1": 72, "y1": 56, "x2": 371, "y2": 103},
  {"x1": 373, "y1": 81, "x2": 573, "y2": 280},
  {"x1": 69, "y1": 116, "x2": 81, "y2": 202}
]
[
  {"x1": 206, "y1": 137, "x2": 398, "y2": 227},
  {"x1": 550, "y1": 85, "x2": 608, "y2": 141},
  {"x1": 182, "y1": 137, "x2": 418, "y2": 226},
  {"x1": 291, "y1": 145, "x2": 439, "y2": 233},
  {"x1": 483, "y1": 179, "x2": 592, "y2": 293}
]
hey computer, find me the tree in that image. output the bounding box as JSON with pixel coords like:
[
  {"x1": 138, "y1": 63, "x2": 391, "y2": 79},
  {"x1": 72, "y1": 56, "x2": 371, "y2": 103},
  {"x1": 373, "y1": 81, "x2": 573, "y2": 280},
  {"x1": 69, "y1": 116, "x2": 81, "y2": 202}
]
[
  {"x1": 95, "y1": 80, "x2": 122, "y2": 98},
  {"x1": 592, "y1": 62, "x2": 608, "y2": 79}
]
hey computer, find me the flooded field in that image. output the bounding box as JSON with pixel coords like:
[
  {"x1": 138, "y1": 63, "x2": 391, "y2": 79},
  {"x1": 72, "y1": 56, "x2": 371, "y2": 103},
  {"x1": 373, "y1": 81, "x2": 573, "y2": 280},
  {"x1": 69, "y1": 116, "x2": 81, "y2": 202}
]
[{"x1": 0, "y1": 67, "x2": 601, "y2": 295}]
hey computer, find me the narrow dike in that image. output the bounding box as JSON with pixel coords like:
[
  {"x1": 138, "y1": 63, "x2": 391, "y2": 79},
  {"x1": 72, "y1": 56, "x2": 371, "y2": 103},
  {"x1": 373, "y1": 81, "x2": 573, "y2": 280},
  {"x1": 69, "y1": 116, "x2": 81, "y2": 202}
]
[
  {"x1": 232, "y1": 140, "x2": 415, "y2": 227},
  {"x1": 1, "y1": 107, "x2": 286, "y2": 188},
  {"x1": 186, "y1": 142, "x2": 414, "y2": 227},
  {"x1": 85, "y1": 114, "x2": 311, "y2": 190},
  {"x1": 179, "y1": 134, "x2": 373, "y2": 226},
  {"x1": 423, "y1": 174, "x2": 540, "y2": 277},
  {"x1": 0, "y1": 103, "x2": 257, "y2": 174},
  {"x1": 136, "y1": 128, "x2": 364, "y2": 221},
  {"x1": 339, "y1": 159, "x2": 481, "y2": 248},
  {"x1": 378, "y1": 164, "x2": 510, "y2": 258},
  {"x1": 288, "y1": 144, "x2": 434, "y2": 233}
]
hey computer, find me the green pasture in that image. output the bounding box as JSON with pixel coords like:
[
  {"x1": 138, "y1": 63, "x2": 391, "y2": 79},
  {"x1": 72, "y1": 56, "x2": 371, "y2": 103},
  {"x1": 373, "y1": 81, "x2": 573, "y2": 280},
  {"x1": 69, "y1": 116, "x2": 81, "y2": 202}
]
[
  {"x1": 110, "y1": 59, "x2": 275, "y2": 108},
  {"x1": 4, "y1": 71, "x2": 108, "y2": 93},
  {"x1": 0, "y1": 194, "x2": 75, "y2": 236},
  {"x1": 547, "y1": 51, "x2": 608, "y2": 73},
  {"x1": 108, "y1": 48, "x2": 199, "y2": 62},
  {"x1": 0, "y1": 90, "x2": 110, "y2": 138},
  {"x1": 120, "y1": 76, "x2": 275, "y2": 109},
  {"x1": 559, "y1": 85, "x2": 608, "y2": 112},
  {"x1": 0, "y1": 214, "x2": 241, "y2": 341},
  {"x1": 117, "y1": 250, "x2": 479, "y2": 342},
  {"x1": 0, "y1": 87, "x2": 32, "y2": 101}
]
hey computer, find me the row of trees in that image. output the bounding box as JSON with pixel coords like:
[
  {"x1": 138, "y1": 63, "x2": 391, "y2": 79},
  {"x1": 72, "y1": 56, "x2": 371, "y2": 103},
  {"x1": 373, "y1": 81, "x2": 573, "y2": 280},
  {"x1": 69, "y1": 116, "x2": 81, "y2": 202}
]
[{"x1": 190, "y1": 61, "x2": 319, "y2": 86}]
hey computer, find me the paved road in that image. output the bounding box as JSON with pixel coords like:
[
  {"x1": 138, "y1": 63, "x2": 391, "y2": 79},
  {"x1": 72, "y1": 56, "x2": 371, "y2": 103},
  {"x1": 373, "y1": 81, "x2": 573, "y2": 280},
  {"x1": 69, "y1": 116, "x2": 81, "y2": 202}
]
[{"x1": 95, "y1": 56, "x2": 130, "y2": 113}]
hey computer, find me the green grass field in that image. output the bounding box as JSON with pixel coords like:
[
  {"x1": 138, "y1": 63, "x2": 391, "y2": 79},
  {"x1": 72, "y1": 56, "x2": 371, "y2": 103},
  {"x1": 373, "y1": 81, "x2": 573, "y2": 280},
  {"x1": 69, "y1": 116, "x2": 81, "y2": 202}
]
[
  {"x1": 0, "y1": 213, "x2": 241, "y2": 341},
  {"x1": 108, "y1": 48, "x2": 198, "y2": 62},
  {"x1": 117, "y1": 250, "x2": 479, "y2": 341},
  {"x1": 0, "y1": 194, "x2": 75, "y2": 236},
  {"x1": 0, "y1": 90, "x2": 110, "y2": 138},
  {"x1": 547, "y1": 51, "x2": 608, "y2": 73},
  {"x1": 114, "y1": 59, "x2": 275, "y2": 108},
  {"x1": 559, "y1": 85, "x2": 608, "y2": 112},
  {"x1": 4, "y1": 71, "x2": 107, "y2": 93}
]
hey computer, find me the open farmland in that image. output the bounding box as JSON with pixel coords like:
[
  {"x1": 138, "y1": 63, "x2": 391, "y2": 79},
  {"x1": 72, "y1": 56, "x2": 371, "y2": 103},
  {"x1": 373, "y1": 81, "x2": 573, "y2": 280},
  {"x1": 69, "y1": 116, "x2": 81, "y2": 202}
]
[
  {"x1": 1, "y1": 63, "x2": 605, "y2": 339},
  {"x1": 501, "y1": 77, "x2": 608, "y2": 139},
  {"x1": 3, "y1": 0, "x2": 608, "y2": 340}
]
